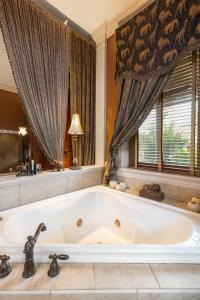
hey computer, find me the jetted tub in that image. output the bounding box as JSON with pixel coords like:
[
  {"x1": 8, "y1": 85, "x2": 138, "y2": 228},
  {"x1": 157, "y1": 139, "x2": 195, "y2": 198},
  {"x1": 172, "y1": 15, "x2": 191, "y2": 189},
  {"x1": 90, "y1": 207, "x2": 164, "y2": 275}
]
[{"x1": 1, "y1": 186, "x2": 200, "y2": 263}]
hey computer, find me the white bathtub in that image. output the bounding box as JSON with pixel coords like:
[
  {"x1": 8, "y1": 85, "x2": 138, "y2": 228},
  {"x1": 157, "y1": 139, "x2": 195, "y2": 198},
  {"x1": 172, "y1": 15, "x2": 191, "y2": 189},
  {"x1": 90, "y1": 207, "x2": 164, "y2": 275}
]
[{"x1": 1, "y1": 186, "x2": 200, "y2": 263}]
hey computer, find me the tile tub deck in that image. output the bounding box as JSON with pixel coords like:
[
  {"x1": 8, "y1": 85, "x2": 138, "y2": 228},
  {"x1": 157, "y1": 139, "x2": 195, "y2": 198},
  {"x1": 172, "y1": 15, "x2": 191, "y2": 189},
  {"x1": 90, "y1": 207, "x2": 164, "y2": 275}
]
[{"x1": 1, "y1": 263, "x2": 200, "y2": 299}]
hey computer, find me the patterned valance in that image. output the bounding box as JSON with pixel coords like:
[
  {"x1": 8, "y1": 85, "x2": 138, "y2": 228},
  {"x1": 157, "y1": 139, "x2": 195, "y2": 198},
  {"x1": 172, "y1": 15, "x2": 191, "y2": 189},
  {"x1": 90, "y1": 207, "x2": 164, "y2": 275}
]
[{"x1": 116, "y1": 0, "x2": 200, "y2": 80}]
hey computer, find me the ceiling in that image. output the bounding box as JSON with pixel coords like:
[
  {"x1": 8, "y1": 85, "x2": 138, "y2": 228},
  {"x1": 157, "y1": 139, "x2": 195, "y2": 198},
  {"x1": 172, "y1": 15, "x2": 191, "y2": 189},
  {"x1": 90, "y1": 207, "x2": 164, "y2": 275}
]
[{"x1": 47, "y1": 0, "x2": 135, "y2": 33}]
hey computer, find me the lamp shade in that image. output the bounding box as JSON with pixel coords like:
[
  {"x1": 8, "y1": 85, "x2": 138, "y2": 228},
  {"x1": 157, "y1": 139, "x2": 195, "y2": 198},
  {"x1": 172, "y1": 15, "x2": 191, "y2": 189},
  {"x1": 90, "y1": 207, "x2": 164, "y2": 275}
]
[
  {"x1": 68, "y1": 113, "x2": 83, "y2": 135},
  {"x1": 18, "y1": 127, "x2": 28, "y2": 136}
]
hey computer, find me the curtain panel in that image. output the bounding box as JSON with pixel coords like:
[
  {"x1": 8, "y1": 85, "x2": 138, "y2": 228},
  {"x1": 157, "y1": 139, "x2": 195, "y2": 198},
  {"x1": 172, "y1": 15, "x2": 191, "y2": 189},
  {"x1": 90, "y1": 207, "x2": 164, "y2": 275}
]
[
  {"x1": 105, "y1": 0, "x2": 200, "y2": 183},
  {"x1": 69, "y1": 30, "x2": 96, "y2": 166},
  {"x1": 0, "y1": 0, "x2": 69, "y2": 168}
]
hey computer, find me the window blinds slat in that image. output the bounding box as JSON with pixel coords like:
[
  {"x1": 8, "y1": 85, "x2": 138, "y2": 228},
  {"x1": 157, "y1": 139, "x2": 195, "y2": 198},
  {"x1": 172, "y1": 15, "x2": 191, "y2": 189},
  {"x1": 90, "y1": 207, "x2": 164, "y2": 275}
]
[
  {"x1": 195, "y1": 51, "x2": 200, "y2": 176},
  {"x1": 138, "y1": 50, "x2": 200, "y2": 176},
  {"x1": 163, "y1": 52, "x2": 192, "y2": 168}
]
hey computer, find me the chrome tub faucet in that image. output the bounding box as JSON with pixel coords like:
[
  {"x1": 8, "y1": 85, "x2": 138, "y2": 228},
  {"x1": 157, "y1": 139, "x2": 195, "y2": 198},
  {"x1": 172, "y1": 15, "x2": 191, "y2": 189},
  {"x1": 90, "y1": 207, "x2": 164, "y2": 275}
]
[{"x1": 22, "y1": 223, "x2": 47, "y2": 278}]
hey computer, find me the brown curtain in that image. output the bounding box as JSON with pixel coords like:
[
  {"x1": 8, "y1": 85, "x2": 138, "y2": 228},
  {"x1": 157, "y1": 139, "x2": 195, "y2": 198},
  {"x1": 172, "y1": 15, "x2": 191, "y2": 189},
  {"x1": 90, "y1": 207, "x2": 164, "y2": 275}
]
[
  {"x1": 69, "y1": 30, "x2": 96, "y2": 166},
  {"x1": 0, "y1": 0, "x2": 69, "y2": 168},
  {"x1": 104, "y1": 73, "x2": 172, "y2": 183}
]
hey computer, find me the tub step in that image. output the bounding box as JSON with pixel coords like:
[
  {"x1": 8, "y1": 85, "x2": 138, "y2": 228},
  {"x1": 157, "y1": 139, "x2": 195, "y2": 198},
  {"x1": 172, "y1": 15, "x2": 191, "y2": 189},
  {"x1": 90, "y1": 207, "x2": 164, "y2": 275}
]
[{"x1": 1, "y1": 289, "x2": 200, "y2": 299}]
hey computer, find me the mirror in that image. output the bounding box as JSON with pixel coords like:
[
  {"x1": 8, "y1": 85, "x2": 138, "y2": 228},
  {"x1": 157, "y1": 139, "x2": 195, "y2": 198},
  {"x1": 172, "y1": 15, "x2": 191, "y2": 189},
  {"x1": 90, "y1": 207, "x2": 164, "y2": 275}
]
[
  {"x1": 0, "y1": 18, "x2": 73, "y2": 175},
  {"x1": 0, "y1": 29, "x2": 25, "y2": 174},
  {"x1": 0, "y1": 29, "x2": 51, "y2": 175}
]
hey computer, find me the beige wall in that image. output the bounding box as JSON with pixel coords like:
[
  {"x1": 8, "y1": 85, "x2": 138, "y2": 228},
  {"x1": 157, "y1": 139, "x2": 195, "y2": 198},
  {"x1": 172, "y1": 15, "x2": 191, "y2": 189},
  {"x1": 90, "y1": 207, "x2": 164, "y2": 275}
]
[{"x1": 106, "y1": 34, "x2": 119, "y2": 159}]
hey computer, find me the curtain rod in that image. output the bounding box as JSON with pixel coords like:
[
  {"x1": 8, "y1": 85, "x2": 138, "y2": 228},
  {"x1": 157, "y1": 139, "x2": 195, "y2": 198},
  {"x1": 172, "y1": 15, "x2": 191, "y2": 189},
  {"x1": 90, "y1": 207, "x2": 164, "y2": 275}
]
[{"x1": 118, "y1": 0, "x2": 156, "y2": 27}]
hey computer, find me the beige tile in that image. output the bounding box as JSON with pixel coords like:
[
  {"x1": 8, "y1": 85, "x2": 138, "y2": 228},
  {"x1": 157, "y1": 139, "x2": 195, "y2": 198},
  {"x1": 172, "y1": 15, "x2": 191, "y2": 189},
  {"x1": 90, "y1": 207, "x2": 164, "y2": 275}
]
[
  {"x1": 46, "y1": 176, "x2": 68, "y2": 198},
  {"x1": 52, "y1": 264, "x2": 94, "y2": 290},
  {"x1": 0, "y1": 264, "x2": 33, "y2": 291},
  {"x1": 83, "y1": 171, "x2": 103, "y2": 188},
  {"x1": 151, "y1": 264, "x2": 200, "y2": 288},
  {"x1": 94, "y1": 264, "x2": 158, "y2": 289},
  {"x1": 160, "y1": 184, "x2": 179, "y2": 201},
  {"x1": 68, "y1": 175, "x2": 83, "y2": 193},
  {"x1": 163, "y1": 199, "x2": 187, "y2": 210},
  {"x1": 28, "y1": 263, "x2": 94, "y2": 290},
  {"x1": 0, "y1": 291, "x2": 19, "y2": 300},
  {"x1": 20, "y1": 180, "x2": 46, "y2": 205},
  {"x1": 178, "y1": 187, "x2": 200, "y2": 203},
  {"x1": 124, "y1": 177, "x2": 153, "y2": 195},
  {"x1": 19, "y1": 296, "x2": 49, "y2": 300},
  {"x1": 0, "y1": 185, "x2": 20, "y2": 211},
  {"x1": 18, "y1": 291, "x2": 50, "y2": 300},
  {"x1": 27, "y1": 264, "x2": 57, "y2": 290},
  {"x1": 51, "y1": 290, "x2": 137, "y2": 300},
  {"x1": 138, "y1": 289, "x2": 200, "y2": 300},
  {"x1": 0, "y1": 291, "x2": 50, "y2": 300}
]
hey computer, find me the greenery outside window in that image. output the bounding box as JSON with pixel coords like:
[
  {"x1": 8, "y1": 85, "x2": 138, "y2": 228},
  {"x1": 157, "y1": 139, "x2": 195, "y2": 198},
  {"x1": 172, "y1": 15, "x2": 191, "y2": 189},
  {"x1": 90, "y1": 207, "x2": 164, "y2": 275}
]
[{"x1": 131, "y1": 50, "x2": 200, "y2": 177}]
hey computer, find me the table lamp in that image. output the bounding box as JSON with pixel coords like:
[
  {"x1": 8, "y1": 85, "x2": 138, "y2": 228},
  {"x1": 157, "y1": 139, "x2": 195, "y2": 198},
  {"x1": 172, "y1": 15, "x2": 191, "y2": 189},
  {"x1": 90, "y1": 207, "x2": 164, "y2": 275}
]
[{"x1": 68, "y1": 113, "x2": 83, "y2": 170}]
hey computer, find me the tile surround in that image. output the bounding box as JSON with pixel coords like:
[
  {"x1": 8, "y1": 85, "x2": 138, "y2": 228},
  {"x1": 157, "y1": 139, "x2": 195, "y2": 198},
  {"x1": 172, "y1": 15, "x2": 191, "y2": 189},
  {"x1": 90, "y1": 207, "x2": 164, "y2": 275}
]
[
  {"x1": 1, "y1": 264, "x2": 200, "y2": 299},
  {"x1": 19, "y1": 181, "x2": 46, "y2": 206},
  {"x1": 83, "y1": 171, "x2": 103, "y2": 188},
  {"x1": 0, "y1": 291, "x2": 49, "y2": 300},
  {"x1": 28, "y1": 264, "x2": 94, "y2": 291},
  {"x1": 0, "y1": 167, "x2": 103, "y2": 211},
  {"x1": 68, "y1": 174, "x2": 83, "y2": 193},
  {"x1": 1, "y1": 290, "x2": 200, "y2": 300},
  {"x1": 46, "y1": 176, "x2": 68, "y2": 198},
  {"x1": 178, "y1": 187, "x2": 200, "y2": 202},
  {"x1": 0, "y1": 264, "x2": 34, "y2": 291},
  {"x1": 50, "y1": 290, "x2": 137, "y2": 300},
  {"x1": 94, "y1": 264, "x2": 159, "y2": 289},
  {"x1": 0, "y1": 185, "x2": 20, "y2": 211},
  {"x1": 118, "y1": 175, "x2": 200, "y2": 204},
  {"x1": 138, "y1": 289, "x2": 200, "y2": 300},
  {"x1": 150, "y1": 264, "x2": 200, "y2": 288}
]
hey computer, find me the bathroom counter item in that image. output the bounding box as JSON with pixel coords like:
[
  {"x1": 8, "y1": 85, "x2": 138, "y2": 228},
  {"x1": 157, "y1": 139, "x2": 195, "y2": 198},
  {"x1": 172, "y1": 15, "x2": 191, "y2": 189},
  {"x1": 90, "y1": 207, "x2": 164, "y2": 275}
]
[{"x1": 1, "y1": 186, "x2": 200, "y2": 263}]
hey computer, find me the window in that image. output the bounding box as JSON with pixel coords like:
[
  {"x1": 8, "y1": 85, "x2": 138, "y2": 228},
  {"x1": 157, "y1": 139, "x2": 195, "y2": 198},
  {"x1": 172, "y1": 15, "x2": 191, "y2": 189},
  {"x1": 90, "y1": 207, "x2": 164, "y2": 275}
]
[{"x1": 133, "y1": 50, "x2": 200, "y2": 177}]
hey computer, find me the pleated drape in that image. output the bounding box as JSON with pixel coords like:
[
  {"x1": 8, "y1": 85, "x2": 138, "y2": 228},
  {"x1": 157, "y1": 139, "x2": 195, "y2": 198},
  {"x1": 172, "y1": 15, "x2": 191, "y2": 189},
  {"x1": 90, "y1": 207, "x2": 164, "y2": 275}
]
[
  {"x1": 69, "y1": 31, "x2": 96, "y2": 165},
  {"x1": 104, "y1": 73, "x2": 172, "y2": 183},
  {"x1": 0, "y1": 0, "x2": 70, "y2": 168}
]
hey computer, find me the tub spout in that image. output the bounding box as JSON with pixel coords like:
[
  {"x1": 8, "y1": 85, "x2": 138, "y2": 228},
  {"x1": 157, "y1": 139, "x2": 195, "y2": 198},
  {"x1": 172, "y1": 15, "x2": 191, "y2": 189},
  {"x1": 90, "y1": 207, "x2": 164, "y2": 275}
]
[
  {"x1": 33, "y1": 223, "x2": 47, "y2": 241},
  {"x1": 22, "y1": 223, "x2": 47, "y2": 278}
]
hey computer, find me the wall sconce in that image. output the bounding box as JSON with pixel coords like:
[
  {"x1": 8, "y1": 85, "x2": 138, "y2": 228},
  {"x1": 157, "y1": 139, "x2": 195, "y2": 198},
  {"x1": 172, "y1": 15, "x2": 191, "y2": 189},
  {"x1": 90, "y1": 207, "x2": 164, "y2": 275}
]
[
  {"x1": 18, "y1": 127, "x2": 28, "y2": 136},
  {"x1": 68, "y1": 113, "x2": 83, "y2": 170},
  {"x1": 18, "y1": 127, "x2": 29, "y2": 163}
]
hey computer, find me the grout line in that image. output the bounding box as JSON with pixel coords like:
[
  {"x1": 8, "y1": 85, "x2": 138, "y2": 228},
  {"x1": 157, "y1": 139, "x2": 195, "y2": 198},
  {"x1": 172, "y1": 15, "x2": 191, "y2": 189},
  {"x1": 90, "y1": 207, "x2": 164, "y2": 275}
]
[
  {"x1": 93, "y1": 264, "x2": 96, "y2": 289},
  {"x1": 148, "y1": 263, "x2": 161, "y2": 288},
  {"x1": 19, "y1": 184, "x2": 21, "y2": 207}
]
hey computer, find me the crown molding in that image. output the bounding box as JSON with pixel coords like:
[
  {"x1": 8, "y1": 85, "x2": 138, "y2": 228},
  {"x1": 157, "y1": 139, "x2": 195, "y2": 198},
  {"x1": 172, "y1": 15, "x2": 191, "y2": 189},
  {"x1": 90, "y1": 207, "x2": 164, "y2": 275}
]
[
  {"x1": 92, "y1": 22, "x2": 107, "y2": 48},
  {"x1": 0, "y1": 84, "x2": 18, "y2": 94},
  {"x1": 92, "y1": 0, "x2": 149, "y2": 39}
]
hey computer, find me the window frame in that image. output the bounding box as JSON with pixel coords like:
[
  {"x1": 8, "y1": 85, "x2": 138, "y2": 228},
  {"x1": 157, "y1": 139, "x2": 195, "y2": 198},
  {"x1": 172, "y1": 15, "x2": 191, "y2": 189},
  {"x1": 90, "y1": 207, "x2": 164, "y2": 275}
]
[{"x1": 131, "y1": 50, "x2": 200, "y2": 177}]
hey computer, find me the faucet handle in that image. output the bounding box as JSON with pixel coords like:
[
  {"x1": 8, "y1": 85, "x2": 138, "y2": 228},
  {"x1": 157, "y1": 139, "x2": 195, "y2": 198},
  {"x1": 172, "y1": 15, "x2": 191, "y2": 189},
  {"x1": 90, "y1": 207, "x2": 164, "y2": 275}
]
[
  {"x1": 0, "y1": 255, "x2": 12, "y2": 279},
  {"x1": 56, "y1": 254, "x2": 69, "y2": 260},
  {"x1": 48, "y1": 254, "x2": 69, "y2": 277},
  {"x1": 0, "y1": 255, "x2": 10, "y2": 261}
]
